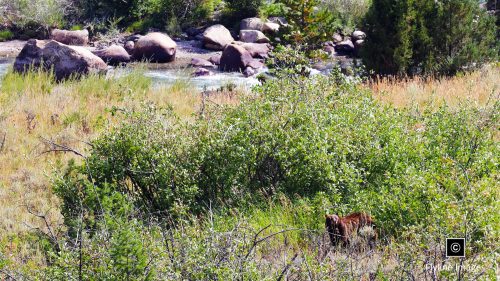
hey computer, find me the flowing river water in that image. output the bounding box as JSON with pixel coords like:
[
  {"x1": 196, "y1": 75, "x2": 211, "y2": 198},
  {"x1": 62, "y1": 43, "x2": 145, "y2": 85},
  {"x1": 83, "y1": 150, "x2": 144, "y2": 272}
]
[{"x1": 0, "y1": 57, "x2": 260, "y2": 90}]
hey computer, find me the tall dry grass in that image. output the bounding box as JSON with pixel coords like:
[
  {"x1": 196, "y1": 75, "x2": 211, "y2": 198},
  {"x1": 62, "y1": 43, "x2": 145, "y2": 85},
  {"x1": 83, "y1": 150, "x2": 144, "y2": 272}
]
[
  {"x1": 0, "y1": 67, "x2": 240, "y2": 242},
  {"x1": 370, "y1": 66, "x2": 500, "y2": 108}
]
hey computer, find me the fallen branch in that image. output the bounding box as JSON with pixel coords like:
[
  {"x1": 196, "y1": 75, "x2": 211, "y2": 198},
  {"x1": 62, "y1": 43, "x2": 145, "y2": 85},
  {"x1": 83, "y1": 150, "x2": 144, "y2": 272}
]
[{"x1": 38, "y1": 136, "x2": 86, "y2": 158}]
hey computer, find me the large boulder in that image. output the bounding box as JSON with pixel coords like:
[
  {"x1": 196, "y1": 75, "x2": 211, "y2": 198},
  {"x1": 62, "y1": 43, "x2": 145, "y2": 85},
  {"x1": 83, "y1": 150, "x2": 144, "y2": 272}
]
[
  {"x1": 332, "y1": 33, "x2": 343, "y2": 44},
  {"x1": 247, "y1": 59, "x2": 264, "y2": 70},
  {"x1": 351, "y1": 30, "x2": 366, "y2": 41},
  {"x1": 92, "y1": 44, "x2": 130, "y2": 66},
  {"x1": 50, "y1": 29, "x2": 89, "y2": 46},
  {"x1": 240, "y1": 17, "x2": 264, "y2": 31},
  {"x1": 239, "y1": 30, "x2": 270, "y2": 43},
  {"x1": 14, "y1": 39, "x2": 107, "y2": 81},
  {"x1": 334, "y1": 40, "x2": 355, "y2": 54},
  {"x1": 202, "y1": 25, "x2": 234, "y2": 50},
  {"x1": 133, "y1": 32, "x2": 177, "y2": 63},
  {"x1": 262, "y1": 22, "x2": 280, "y2": 33},
  {"x1": 124, "y1": 41, "x2": 135, "y2": 55},
  {"x1": 323, "y1": 45, "x2": 336, "y2": 55},
  {"x1": 239, "y1": 42, "x2": 271, "y2": 58},
  {"x1": 219, "y1": 44, "x2": 253, "y2": 72}
]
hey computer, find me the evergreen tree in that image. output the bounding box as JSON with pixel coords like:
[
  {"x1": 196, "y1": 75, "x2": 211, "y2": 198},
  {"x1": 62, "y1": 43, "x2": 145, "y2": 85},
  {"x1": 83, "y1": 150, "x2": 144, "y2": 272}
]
[{"x1": 363, "y1": 0, "x2": 498, "y2": 76}]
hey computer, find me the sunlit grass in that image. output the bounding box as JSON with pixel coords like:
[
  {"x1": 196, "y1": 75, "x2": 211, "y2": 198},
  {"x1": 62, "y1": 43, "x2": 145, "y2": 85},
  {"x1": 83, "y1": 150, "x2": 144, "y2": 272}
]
[
  {"x1": 370, "y1": 65, "x2": 500, "y2": 109},
  {"x1": 0, "y1": 67, "x2": 241, "y2": 240}
]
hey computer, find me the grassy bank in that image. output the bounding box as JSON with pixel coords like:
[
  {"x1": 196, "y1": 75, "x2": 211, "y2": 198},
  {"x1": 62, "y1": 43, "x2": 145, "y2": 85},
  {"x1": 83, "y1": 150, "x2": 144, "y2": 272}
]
[
  {"x1": 371, "y1": 66, "x2": 500, "y2": 109},
  {"x1": 0, "y1": 67, "x2": 240, "y2": 238},
  {"x1": 0, "y1": 66, "x2": 498, "y2": 279}
]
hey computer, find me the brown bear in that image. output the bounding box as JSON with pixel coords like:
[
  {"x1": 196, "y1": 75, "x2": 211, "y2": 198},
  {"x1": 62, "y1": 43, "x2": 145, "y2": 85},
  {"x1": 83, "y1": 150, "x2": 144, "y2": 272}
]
[{"x1": 325, "y1": 212, "x2": 377, "y2": 248}]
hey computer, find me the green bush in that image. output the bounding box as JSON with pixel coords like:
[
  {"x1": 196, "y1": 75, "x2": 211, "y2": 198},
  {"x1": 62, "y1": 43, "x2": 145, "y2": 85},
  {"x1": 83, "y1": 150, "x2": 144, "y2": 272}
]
[
  {"x1": 32, "y1": 68, "x2": 498, "y2": 280},
  {"x1": 362, "y1": 0, "x2": 498, "y2": 76},
  {"x1": 54, "y1": 69, "x2": 498, "y2": 240},
  {"x1": 258, "y1": 0, "x2": 287, "y2": 18},
  {"x1": 0, "y1": 0, "x2": 68, "y2": 38},
  {"x1": 275, "y1": 0, "x2": 341, "y2": 48},
  {"x1": 319, "y1": 0, "x2": 371, "y2": 33},
  {"x1": 0, "y1": 30, "x2": 13, "y2": 41},
  {"x1": 73, "y1": 0, "x2": 215, "y2": 31},
  {"x1": 225, "y1": 0, "x2": 264, "y2": 19}
]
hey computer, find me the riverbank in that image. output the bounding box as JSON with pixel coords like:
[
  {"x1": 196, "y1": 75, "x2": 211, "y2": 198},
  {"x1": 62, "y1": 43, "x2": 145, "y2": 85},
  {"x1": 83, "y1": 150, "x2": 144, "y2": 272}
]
[{"x1": 0, "y1": 39, "x2": 261, "y2": 90}]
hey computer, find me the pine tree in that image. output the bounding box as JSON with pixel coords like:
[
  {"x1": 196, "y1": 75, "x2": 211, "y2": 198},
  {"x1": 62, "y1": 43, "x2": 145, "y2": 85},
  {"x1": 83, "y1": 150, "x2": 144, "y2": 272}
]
[{"x1": 362, "y1": 0, "x2": 498, "y2": 76}]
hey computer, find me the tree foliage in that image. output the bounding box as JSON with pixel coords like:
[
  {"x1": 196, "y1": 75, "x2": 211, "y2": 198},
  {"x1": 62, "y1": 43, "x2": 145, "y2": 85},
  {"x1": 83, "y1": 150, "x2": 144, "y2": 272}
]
[
  {"x1": 362, "y1": 0, "x2": 498, "y2": 76},
  {"x1": 276, "y1": 0, "x2": 341, "y2": 48}
]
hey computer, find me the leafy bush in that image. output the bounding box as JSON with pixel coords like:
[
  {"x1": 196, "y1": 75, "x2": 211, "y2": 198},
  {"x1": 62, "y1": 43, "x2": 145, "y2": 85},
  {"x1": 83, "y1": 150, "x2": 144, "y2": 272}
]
[
  {"x1": 0, "y1": 0, "x2": 69, "y2": 38},
  {"x1": 275, "y1": 0, "x2": 341, "y2": 48},
  {"x1": 73, "y1": 0, "x2": 215, "y2": 31},
  {"x1": 54, "y1": 68, "x2": 498, "y2": 240},
  {"x1": 258, "y1": 0, "x2": 287, "y2": 18},
  {"x1": 0, "y1": 30, "x2": 13, "y2": 41},
  {"x1": 362, "y1": 0, "x2": 498, "y2": 76},
  {"x1": 226, "y1": 0, "x2": 263, "y2": 19},
  {"x1": 319, "y1": 0, "x2": 371, "y2": 33}
]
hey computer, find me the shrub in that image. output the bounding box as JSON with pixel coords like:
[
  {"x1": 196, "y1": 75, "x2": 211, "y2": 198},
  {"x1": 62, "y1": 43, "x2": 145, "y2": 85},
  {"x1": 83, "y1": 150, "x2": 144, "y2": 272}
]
[
  {"x1": 54, "y1": 68, "x2": 498, "y2": 241},
  {"x1": 73, "y1": 0, "x2": 214, "y2": 31},
  {"x1": 319, "y1": 0, "x2": 371, "y2": 33},
  {"x1": 0, "y1": 0, "x2": 69, "y2": 38},
  {"x1": 276, "y1": 0, "x2": 341, "y2": 48},
  {"x1": 225, "y1": 0, "x2": 264, "y2": 19},
  {"x1": 362, "y1": 0, "x2": 498, "y2": 76},
  {"x1": 258, "y1": 0, "x2": 287, "y2": 18},
  {"x1": 0, "y1": 30, "x2": 13, "y2": 41}
]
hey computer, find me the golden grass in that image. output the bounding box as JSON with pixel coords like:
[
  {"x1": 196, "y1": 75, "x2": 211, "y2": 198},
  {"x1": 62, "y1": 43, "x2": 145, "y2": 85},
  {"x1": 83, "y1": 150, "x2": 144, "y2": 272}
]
[
  {"x1": 370, "y1": 66, "x2": 500, "y2": 108},
  {"x1": 0, "y1": 67, "x2": 240, "y2": 241}
]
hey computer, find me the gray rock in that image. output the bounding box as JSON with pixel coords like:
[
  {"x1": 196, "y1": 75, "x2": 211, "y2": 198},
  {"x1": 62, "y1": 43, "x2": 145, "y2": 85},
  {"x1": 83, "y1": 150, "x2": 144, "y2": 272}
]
[
  {"x1": 239, "y1": 30, "x2": 270, "y2": 43},
  {"x1": 240, "y1": 17, "x2": 264, "y2": 31},
  {"x1": 354, "y1": 39, "x2": 365, "y2": 48},
  {"x1": 50, "y1": 29, "x2": 89, "y2": 46},
  {"x1": 352, "y1": 30, "x2": 366, "y2": 41},
  {"x1": 202, "y1": 24, "x2": 235, "y2": 50},
  {"x1": 323, "y1": 45, "x2": 336, "y2": 55},
  {"x1": 335, "y1": 40, "x2": 355, "y2": 53},
  {"x1": 190, "y1": 57, "x2": 214, "y2": 68},
  {"x1": 332, "y1": 33, "x2": 343, "y2": 44},
  {"x1": 220, "y1": 44, "x2": 253, "y2": 72},
  {"x1": 239, "y1": 42, "x2": 271, "y2": 58},
  {"x1": 193, "y1": 67, "x2": 214, "y2": 76},
  {"x1": 209, "y1": 54, "x2": 221, "y2": 65},
  {"x1": 92, "y1": 44, "x2": 130, "y2": 66},
  {"x1": 246, "y1": 59, "x2": 264, "y2": 69},
  {"x1": 133, "y1": 32, "x2": 177, "y2": 62},
  {"x1": 243, "y1": 66, "x2": 257, "y2": 77},
  {"x1": 124, "y1": 41, "x2": 135, "y2": 55},
  {"x1": 262, "y1": 22, "x2": 280, "y2": 33},
  {"x1": 14, "y1": 39, "x2": 107, "y2": 81}
]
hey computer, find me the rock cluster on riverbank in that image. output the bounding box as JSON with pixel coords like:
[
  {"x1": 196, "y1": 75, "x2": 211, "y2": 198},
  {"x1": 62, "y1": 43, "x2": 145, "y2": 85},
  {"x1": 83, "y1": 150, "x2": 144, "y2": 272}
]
[{"x1": 3, "y1": 16, "x2": 364, "y2": 80}]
